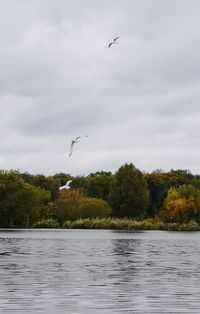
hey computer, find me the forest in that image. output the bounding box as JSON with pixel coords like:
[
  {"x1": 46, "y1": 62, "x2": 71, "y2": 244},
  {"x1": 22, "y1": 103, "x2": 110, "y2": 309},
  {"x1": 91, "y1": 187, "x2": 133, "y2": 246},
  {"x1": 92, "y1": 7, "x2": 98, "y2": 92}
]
[{"x1": 1, "y1": 164, "x2": 200, "y2": 229}]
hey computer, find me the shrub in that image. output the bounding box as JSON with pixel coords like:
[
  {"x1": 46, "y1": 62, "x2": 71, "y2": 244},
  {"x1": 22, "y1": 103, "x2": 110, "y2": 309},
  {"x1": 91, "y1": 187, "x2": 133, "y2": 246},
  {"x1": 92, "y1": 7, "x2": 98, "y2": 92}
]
[
  {"x1": 55, "y1": 189, "x2": 83, "y2": 222},
  {"x1": 63, "y1": 218, "x2": 200, "y2": 231},
  {"x1": 56, "y1": 189, "x2": 111, "y2": 223},
  {"x1": 33, "y1": 219, "x2": 60, "y2": 228},
  {"x1": 63, "y1": 218, "x2": 164, "y2": 230},
  {"x1": 79, "y1": 197, "x2": 111, "y2": 219}
]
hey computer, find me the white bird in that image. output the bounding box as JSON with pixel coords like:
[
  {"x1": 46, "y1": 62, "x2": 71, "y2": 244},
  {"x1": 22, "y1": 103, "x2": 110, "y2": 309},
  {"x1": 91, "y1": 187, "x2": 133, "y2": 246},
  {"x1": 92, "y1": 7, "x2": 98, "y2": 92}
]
[
  {"x1": 69, "y1": 136, "x2": 80, "y2": 157},
  {"x1": 68, "y1": 135, "x2": 88, "y2": 157},
  {"x1": 59, "y1": 180, "x2": 72, "y2": 191},
  {"x1": 108, "y1": 36, "x2": 120, "y2": 48}
]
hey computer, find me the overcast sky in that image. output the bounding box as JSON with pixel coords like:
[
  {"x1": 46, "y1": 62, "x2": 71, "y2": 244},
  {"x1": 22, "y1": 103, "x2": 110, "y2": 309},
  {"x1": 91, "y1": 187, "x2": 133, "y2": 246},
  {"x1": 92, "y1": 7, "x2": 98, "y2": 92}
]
[{"x1": 1, "y1": 0, "x2": 200, "y2": 175}]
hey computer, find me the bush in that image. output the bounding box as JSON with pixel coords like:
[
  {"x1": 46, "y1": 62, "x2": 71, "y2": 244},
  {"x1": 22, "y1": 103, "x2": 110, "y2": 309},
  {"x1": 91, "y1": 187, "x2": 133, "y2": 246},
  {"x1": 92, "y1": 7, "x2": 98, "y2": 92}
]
[
  {"x1": 33, "y1": 219, "x2": 60, "y2": 228},
  {"x1": 63, "y1": 218, "x2": 200, "y2": 231},
  {"x1": 79, "y1": 197, "x2": 111, "y2": 219},
  {"x1": 55, "y1": 189, "x2": 83, "y2": 222},
  {"x1": 63, "y1": 218, "x2": 158, "y2": 230},
  {"x1": 55, "y1": 189, "x2": 111, "y2": 223},
  {"x1": 179, "y1": 220, "x2": 200, "y2": 231}
]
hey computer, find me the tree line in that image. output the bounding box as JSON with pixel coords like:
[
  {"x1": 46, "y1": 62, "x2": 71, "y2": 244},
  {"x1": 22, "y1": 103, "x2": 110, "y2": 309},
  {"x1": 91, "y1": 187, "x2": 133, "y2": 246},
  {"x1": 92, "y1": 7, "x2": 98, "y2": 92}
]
[{"x1": 1, "y1": 164, "x2": 200, "y2": 227}]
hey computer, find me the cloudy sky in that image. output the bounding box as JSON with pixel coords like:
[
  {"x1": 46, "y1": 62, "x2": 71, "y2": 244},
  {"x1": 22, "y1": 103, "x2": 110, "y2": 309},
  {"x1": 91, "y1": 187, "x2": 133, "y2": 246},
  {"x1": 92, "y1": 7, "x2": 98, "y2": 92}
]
[{"x1": 1, "y1": 0, "x2": 200, "y2": 175}]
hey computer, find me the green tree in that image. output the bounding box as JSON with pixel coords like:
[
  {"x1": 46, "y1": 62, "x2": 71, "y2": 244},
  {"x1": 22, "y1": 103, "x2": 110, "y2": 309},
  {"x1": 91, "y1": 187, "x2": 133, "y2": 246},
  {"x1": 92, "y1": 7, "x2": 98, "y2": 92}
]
[
  {"x1": 145, "y1": 172, "x2": 168, "y2": 217},
  {"x1": 53, "y1": 173, "x2": 72, "y2": 185},
  {"x1": 84, "y1": 172, "x2": 113, "y2": 201},
  {"x1": 0, "y1": 170, "x2": 51, "y2": 227},
  {"x1": 66, "y1": 176, "x2": 85, "y2": 195},
  {"x1": 21, "y1": 173, "x2": 60, "y2": 201},
  {"x1": 108, "y1": 164, "x2": 149, "y2": 218},
  {"x1": 170, "y1": 169, "x2": 193, "y2": 185},
  {"x1": 18, "y1": 183, "x2": 51, "y2": 227}
]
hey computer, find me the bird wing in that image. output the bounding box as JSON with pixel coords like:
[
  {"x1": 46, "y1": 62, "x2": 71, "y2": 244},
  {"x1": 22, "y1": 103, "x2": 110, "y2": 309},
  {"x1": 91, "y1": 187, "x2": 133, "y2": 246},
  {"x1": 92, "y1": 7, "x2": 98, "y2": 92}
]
[
  {"x1": 66, "y1": 180, "x2": 72, "y2": 187},
  {"x1": 69, "y1": 141, "x2": 75, "y2": 157},
  {"x1": 108, "y1": 42, "x2": 112, "y2": 48},
  {"x1": 113, "y1": 36, "x2": 119, "y2": 42},
  {"x1": 69, "y1": 136, "x2": 80, "y2": 156}
]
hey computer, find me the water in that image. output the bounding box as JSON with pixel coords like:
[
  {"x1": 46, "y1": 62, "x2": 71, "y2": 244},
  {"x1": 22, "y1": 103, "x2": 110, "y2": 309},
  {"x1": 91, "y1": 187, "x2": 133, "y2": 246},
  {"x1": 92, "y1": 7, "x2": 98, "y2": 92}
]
[{"x1": 0, "y1": 230, "x2": 200, "y2": 313}]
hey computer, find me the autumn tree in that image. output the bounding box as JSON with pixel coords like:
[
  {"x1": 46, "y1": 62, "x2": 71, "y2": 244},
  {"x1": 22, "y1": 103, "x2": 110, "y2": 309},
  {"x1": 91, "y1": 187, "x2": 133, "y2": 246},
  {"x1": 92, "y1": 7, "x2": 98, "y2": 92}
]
[
  {"x1": 145, "y1": 169, "x2": 196, "y2": 217},
  {"x1": 160, "y1": 185, "x2": 200, "y2": 223}
]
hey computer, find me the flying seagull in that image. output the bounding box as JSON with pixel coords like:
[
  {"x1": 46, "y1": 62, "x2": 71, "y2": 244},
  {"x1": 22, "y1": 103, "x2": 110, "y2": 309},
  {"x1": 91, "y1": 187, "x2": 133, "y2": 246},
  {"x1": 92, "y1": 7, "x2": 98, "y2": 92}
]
[
  {"x1": 69, "y1": 136, "x2": 80, "y2": 157},
  {"x1": 108, "y1": 36, "x2": 120, "y2": 48},
  {"x1": 68, "y1": 135, "x2": 88, "y2": 157},
  {"x1": 59, "y1": 180, "x2": 72, "y2": 191}
]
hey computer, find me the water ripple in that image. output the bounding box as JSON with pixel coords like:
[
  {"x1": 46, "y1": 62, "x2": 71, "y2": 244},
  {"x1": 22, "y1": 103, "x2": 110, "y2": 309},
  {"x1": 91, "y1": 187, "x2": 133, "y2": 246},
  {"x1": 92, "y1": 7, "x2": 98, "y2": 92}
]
[{"x1": 0, "y1": 230, "x2": 200, "y2": 313}]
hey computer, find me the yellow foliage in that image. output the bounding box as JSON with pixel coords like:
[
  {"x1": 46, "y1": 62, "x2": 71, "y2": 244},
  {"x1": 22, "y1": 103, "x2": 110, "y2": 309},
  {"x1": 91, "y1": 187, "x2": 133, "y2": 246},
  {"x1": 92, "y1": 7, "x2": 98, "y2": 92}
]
[
  {"x1": 163, "y1": 196, "x2": 196, "y2": 223},
  {"x1": 170, "y1": 198, "x2": 195, "y2": 223}
]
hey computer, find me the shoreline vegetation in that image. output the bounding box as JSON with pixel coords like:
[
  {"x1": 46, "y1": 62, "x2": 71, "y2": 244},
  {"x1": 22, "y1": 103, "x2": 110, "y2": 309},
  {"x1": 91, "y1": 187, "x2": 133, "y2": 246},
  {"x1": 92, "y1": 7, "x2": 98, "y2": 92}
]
[
  {"x1": 33, "y1": 218, "x2": 200, "y2": 232},
  {"x1": 2, "y1": 164, "x2": 200, "y2": 230}
]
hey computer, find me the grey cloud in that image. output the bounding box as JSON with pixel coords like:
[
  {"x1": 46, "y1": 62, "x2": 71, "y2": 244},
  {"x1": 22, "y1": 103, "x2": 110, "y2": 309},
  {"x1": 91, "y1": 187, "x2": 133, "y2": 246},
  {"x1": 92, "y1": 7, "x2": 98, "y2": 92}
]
[{"x1": 0, "y1": 0, "x2": 200, "y2": 175}]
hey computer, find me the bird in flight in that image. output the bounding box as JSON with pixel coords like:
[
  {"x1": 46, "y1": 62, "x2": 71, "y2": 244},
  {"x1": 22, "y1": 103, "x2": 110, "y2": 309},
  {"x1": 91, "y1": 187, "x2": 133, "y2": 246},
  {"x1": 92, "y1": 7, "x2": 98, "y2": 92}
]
[
  {"x1": 68, "y1": 135, "x2": 88, "y2": 157},
  {"x1": 69, "y1": 136, "x2": 80, "y2": 157},
  {"x1": 59, "y1": 180, "x2": 72, "y2": 191},
  {"x1": 108, "y1": 36, "x2": 120, "y2": 48}
]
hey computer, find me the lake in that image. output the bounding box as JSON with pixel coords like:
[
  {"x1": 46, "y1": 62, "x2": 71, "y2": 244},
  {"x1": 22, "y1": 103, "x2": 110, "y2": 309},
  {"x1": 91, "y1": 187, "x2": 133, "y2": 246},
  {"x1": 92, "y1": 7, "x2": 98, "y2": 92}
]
[{"x1": 0, "y1": 229, "x2": 200, "y2": 313}]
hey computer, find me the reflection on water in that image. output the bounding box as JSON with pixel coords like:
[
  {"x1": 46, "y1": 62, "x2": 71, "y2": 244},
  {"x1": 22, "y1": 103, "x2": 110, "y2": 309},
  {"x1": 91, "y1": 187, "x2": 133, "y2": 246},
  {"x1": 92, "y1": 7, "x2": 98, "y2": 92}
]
[{"x1": 0, "y1": 230, "x2": 200, "y2": 313}]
